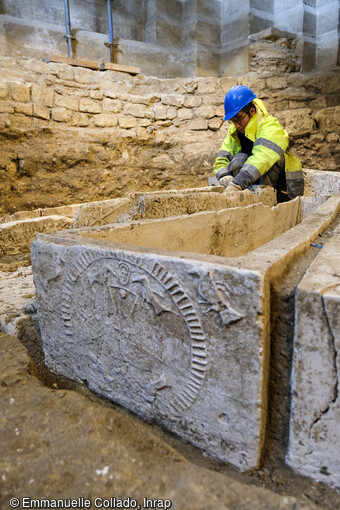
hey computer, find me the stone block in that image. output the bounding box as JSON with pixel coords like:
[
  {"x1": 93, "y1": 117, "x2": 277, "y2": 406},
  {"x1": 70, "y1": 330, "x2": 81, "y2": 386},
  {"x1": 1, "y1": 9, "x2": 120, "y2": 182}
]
[
  {"x1": 139, "y1": 119, "x2": 152, "y2": 128},
  {"x1": 166, "y1": 107, "x2": 177, "y2": 120},
  {"x1": 14, "y1": 103, "x2": 33, "y2": 116},
  {"x1": 102, "y1": 82, "x2": 132, "y2": 98},
  {"x1": 123, "y1": 103, "x2": 147, "y2": 118},
  {"x1": 20, "y1": 59, "x2": 50, "y2": 75},
  {"x1": 154, "y1": 104, "x2": 168, "y2": 120},
  {"x1": 188, "y1": 119, "x2": 208, "y2": 130},
  {"x1": 102, "y1": 98, "x2": 123, "y2": 113},
  {"x1": 31, "y1": 231, "x2": 268, "y2": 471},
  {"x1": 57, "y1": 67, "x2": 74, "y2": 81},
  {"x1": 326, "y1": 133, "x2": 340, "y2": 143},
  {"x1": 119, "y1": 116, "x2": 138, "y2": 129},
  {"x1": 130, "y1": 94, "x2": 156, "y2": 106},
  {"x1": 51, "y1": 107, "x2": 69, "y2": 123},
  {"x1": 31, "y1": 84, "x2": 54, "y2": 107},
  {"x1": 282, "y1": 108, "x2": 314, "y2": 137},
  {"x1": 79, "y1": 98, "x2": 102, "y2": 114},
  {"x1": 10, "y1": 82, "x2": 30, "y2": 102},
  {"x1": 71, "y1": 112, "x2": 90, "y2": 127},
  {"x1": 197, "y1": 79, "x2": 219, "y2": 95},
  {"x1": 33, "y1": 104, "x2": 50, "y2": 120},
  {"x1": 314, "y1": 106, "x2": 340, "y2": 133},
  {"x1": 74, "y1": 68, "x2": 99, "y2": 86},
  {"x1": 55, "y1": 94, "x2": 78, "y2": 111},
  {"x1": 161, "y1": 95, "x2": 184, "y2": 107},
  {"x1": 183, "y1": 96, "x2": 202, "y2": 108},
  {"x1": 266, "y1": 77, "x2": 288, "y2": 90},
  {"x1": 177, "y1": 108, "x2": 193, "y2": 120},
  {"x1": 198, "y1": 105, "x2": 215, "y2": 119},
  {"x1": 8, "y1": 114, "x2": 31, "y2": 128},
  {"x1": 93, "y1": 113, "x2": 118, "y2": 128},
  {"x1": 287, "y1": 228, "x2": 340, "y2": 487},
  {"x1": 208, "y1": 118, "x2": 223, "y2": 131},
  {"x1": 144, "y1": 108, "x2": 155, "y2": 120},
  {"x1": 90, "y1": 91, "x2": 104, "y2": 101}
]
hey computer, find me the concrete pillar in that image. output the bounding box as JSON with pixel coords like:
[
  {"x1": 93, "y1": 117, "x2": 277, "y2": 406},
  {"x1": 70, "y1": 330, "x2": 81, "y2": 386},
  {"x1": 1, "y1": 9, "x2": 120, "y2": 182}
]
[
  {"x1": 250, "y1": 0, "x2": 274, "y2": 34},
  {"x1": 221, "y1": 0, "x2": 250, "y2": 75},
  {"x1": 274, "y1": 0, "x2": 304, "y2": 35},
  {"x1": 315, "y1": 0, "x2": 339, "y2": 69},
  {"x1": 145, "y1": 0, "x2": 156, "y2": 44},
  {"x1": 302, "y1": 0, "x2": 340, "y2": 71}
]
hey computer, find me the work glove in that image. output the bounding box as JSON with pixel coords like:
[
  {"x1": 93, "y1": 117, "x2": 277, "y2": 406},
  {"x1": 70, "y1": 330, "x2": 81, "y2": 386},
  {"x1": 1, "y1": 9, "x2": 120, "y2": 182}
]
[
  {"x1": 215, "y1": 168, "x2": 229, "y2": 183},
  {"x1": 219, "y1": 175, "x2": 234, "y2": 188},
  {"x1": 224, "y1": 182, "x2": 242, "y2": 194}
]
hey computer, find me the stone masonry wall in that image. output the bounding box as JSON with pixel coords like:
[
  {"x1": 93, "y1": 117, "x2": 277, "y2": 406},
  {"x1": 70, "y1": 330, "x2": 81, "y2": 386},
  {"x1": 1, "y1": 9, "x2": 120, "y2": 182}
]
[{"x1": 0, "y1": 55, "x2": 339, "y2": 215}]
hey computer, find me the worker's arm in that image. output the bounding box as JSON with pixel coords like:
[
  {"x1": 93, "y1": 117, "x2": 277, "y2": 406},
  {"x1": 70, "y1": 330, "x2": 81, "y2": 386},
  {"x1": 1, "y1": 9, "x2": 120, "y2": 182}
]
[
  {"x1": 212, "y1": 128, "x2": 240, "y2": 179},
  {"x1": 233, "y1": 117, "x2": 289, "y2": 189}
]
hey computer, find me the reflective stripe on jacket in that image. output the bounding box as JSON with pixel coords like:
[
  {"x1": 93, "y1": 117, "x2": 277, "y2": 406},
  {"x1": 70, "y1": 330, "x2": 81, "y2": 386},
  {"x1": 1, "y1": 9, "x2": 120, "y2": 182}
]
[{"x1": 213, "y1": 98, "x2": 304, "y2": 198}]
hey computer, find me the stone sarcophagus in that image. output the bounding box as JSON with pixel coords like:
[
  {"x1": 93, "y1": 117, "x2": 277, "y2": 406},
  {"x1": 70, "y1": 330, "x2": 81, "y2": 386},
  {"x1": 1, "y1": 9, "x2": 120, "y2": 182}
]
[
  {"x1": 31, "y1": 235, "x2": 268, "y2": 471},
  {"x1": 33, "y1": 189, "x2": 299, "y2": 471}
]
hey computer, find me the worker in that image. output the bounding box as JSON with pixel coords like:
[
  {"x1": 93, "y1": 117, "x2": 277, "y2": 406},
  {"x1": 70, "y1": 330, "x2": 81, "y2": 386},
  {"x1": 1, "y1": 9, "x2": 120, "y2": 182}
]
[{"x1": 213, "y1": 85, "x2": 304, "y2": 202}]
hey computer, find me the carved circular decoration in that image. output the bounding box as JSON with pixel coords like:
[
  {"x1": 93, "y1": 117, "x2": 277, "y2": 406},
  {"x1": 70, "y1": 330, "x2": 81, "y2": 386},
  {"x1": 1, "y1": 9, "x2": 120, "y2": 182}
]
[{"x1": 61, "y1": 249, "x2": 207, "y2": 416}]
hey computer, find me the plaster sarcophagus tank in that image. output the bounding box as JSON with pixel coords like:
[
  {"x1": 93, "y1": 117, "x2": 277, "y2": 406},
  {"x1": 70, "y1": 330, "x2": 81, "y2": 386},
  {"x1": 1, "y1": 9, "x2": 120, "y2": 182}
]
[{"x1": 31, "y1": 186, "x2": 340, "y2": 474}]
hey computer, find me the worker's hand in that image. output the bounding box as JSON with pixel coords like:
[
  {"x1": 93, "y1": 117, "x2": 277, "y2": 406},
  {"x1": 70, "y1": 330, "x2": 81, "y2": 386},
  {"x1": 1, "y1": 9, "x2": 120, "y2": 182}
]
[
  {"x1": 224, "y1": 182, "x2": 242, "y2": 194},
  {"x1": 219, "y1": 175, "x2": 234, "y2": 188}
]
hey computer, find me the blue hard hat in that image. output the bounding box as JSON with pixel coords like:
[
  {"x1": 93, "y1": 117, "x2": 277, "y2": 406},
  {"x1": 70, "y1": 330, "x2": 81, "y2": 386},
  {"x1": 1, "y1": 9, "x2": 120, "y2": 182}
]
[{"x1": 223, "y1": 85, "x2": 257, "y2": 120}]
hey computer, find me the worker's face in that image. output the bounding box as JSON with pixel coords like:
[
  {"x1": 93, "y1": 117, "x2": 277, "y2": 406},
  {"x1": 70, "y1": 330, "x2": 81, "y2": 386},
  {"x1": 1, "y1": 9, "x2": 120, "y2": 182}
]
[{"x1": 230, "y1": 107, "x2": 256, "y2": 133}]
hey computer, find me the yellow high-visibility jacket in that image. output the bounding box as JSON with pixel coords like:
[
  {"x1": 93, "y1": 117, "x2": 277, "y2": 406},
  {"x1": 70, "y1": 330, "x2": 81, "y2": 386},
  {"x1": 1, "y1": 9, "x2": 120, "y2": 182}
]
[{"x1": 213, "y1": 99, "x2": 304, "y2": 198}]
